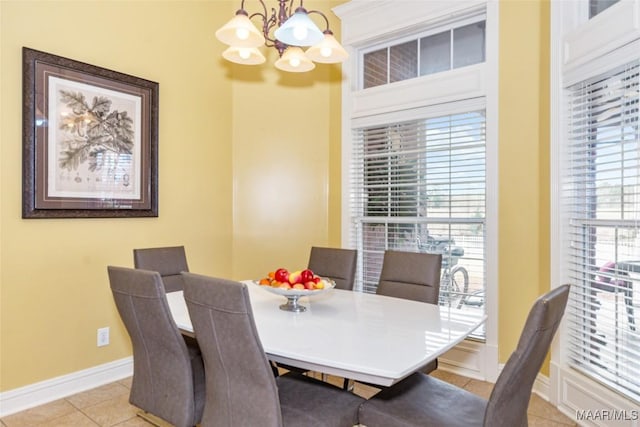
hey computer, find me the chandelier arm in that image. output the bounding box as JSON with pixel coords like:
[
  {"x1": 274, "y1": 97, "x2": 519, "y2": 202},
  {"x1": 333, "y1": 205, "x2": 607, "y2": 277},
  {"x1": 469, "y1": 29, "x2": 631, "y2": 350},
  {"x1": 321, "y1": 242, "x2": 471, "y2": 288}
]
[
  {"x1": 242, "y1": 0, "x2": 278, "y2": 49},
  {"x1": 246, "y1": 0, "x2": 268, "y2": 23},
  {"x1": 260, "y1": 9, "x2": 279, "y2": 46},
  {"x1": 288, "y1": 0, "x2": 296, "y2": 18},
  {"x1": 240, "y1": 0, "x2": 268, "y2": 14},
  {"x1": 306, "y1": 9, "x2": 331, "y2": 32}
]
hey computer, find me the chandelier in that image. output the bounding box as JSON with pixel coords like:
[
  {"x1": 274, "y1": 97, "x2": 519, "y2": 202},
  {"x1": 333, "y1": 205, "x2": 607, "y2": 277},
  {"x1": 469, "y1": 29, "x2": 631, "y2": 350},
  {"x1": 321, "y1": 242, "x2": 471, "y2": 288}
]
[{"x1": 215, "y1": 0, "x2": 348, "y2": 72}]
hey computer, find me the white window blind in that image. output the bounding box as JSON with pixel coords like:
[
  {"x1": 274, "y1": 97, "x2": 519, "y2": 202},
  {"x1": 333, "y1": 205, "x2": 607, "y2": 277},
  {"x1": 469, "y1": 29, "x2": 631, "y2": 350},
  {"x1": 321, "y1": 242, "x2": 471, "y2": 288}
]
[
  {"x1": 565, "y1": 59, "x2": 640, "y2": 402},
  {"x1": 349, "y1": 111, "x2": 487, "y2": 324}
]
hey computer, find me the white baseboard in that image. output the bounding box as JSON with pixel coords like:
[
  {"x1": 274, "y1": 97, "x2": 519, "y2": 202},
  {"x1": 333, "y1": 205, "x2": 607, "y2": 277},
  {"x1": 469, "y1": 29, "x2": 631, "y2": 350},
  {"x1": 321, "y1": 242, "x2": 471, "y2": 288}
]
[
  {"x1": 443, "y1": 360, "x2": 556, "y2": 408},
  {"x1": 533, "y1": 371, "x2": 551, "y2": 401},
  {"x1": 0, "y1": 357, "x2": 133, "y2": 417},
  {"x1": 443, "y1": 359, "x2": 640, "y2": 426},
  {"x1": 0, "y1": 351, "x2": 571, "y2": 422},
  {"x1": 555, "y1": 364, "x2": 640, "y2": 427}
]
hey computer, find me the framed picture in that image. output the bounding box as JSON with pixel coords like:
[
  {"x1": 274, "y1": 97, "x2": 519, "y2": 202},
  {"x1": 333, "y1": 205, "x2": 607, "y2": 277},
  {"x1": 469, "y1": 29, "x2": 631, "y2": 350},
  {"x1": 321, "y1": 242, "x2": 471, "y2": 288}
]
[{"x1": 22, "y1": 47, "x2": 158, "y2": 218}]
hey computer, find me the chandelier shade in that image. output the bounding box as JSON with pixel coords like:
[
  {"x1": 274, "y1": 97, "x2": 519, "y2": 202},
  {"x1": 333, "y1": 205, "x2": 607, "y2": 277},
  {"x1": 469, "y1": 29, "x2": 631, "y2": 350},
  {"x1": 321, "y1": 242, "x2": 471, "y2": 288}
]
[
  {"x1": 273, "y1": 7, "x2": 324, "y2": 47},
  {"x1": 275, "y1": 47, "x2": 315, "y2": 72},
  {"x1": 222, "y1": 46, "x2": 266, "y2": 65},
  {"x1": 215, "y1": 12, "x2": 265, "y2": 48},
  {"x1": 305, "y1": 31, "x2": 349, "y2": 64},
  {"x1": 215, "y1": 0, "x2": 348, "y2": 73}
]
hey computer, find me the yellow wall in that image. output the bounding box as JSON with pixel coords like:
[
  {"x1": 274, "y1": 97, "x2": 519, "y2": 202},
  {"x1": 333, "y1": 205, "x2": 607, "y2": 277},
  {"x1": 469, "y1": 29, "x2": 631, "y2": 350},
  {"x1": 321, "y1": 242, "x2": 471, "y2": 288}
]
[
  {"x1": 0, "y1": 1, "x2": 234, "y2": 391},
  {"x1": 0, "y1": 0, "x2": 344, "y2": 392},
  {"x1": 0, "y1": 0, "x2": 553, "y2": 393},
  {"x1": 498, "y1": 0, "x2": 550, "y2": 366},
  {"x1": 230, "y1": 67, "x2": 333, "y2": 279},
  {"x1": 230, "y1": 0, "x2": 345, "y2": 280}
]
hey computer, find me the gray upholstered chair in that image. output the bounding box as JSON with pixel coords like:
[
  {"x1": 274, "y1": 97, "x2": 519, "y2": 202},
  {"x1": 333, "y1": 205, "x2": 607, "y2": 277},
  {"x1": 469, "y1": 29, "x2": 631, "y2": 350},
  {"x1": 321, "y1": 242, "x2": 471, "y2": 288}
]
[
  {"x1": 358, "y1": 284, "x2": 571, "y2": 427},
  {"x1": 182, "y1": 272, "x2": 364, "y2": 427},
  {"x1": 377, "y1": 250, "x2": 442, "y2": 303},
  {"x1": 302, "y1": 246, "x2": 358, "y2": 387},
  {"x1": 107, "y1": 266, "x2": 205, "y2": 427},
  {"x1": 376, "y1": 250, "x2": 443, "y2": 373},
  {"x1": 307, "y1": 246, "x2": 358, "y2": 291},
  {"x1": 133, "y1": 246, "x2": 189, "y2": 292}
]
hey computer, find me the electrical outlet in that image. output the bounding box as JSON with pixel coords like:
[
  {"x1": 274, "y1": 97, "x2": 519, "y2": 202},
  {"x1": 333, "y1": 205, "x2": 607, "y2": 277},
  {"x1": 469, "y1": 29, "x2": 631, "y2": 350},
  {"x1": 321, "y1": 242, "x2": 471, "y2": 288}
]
[{"x1": 97, "y1": 327, "x2": 110, "y2": 347}]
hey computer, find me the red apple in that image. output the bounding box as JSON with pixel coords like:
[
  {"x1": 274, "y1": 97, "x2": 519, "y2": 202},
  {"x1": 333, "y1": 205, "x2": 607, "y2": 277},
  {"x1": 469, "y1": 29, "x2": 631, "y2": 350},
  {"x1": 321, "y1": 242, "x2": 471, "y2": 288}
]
[
  {"x1": 304, "y1": 281, "x2": 315, "y2": 290},
  {"x1": 274, "y1": 268, "x2": 289, "y2": 283},
  {"x1": 300, "y1": 269, "x2": 315, "y2": 283}
]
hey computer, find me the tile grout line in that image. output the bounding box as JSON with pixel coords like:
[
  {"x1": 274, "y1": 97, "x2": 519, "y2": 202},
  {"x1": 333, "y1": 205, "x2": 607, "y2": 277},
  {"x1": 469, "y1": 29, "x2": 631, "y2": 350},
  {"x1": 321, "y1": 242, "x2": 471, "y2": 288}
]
[{"x1": 2, "y1": 372, "x2": 577, "y2": 426}]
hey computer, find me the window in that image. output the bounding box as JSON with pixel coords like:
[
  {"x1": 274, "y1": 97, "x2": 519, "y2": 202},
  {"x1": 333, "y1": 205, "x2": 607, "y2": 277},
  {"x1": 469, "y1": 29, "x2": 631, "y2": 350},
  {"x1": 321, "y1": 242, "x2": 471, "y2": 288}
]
[
  {"x1": 350, "y1": 112, "x2": 487, "y2": 325},
  {"x1": 363, "y1": 20, "x2": 486, "y2": 89},
  {"x1": 564, "y1": 59, "x2": 640, "y2": 402},
  {"x1": 351, "y1": 21, "x2": 489, "y2": 337},
  {"x1": 336, "y1": 0, "x2": 495, "y2": 355},
  {"x1": 552, "y1": 0, "x2": 640, "y2": 414}
]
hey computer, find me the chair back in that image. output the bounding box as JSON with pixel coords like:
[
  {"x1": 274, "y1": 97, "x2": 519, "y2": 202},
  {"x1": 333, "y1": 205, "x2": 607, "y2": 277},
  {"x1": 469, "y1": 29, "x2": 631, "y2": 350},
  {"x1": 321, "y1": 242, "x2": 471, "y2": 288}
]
[
  {"x1": 107, "y1": 266, "x2": 201, "y2": 427},
  {"x1": 307, "y1": 246, "x2": 358, "y2": 291},
  {"x1": 376, "y1": 250, "x2": 442, "y2": 304},
  {"x1": 182, "y1": 273, "x2": 284, "y2": 427},
  {"x1": 133, "y1": 246, "x2": 188, "y2": 292},
  {"x1": 484, "y1": 284, "x2": 570, "y2": 427}
]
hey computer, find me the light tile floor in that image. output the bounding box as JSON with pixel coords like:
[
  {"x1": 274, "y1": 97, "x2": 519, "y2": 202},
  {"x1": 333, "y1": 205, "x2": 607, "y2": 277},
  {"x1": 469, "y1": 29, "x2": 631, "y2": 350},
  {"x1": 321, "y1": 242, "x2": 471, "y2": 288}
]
[{"x1": 1, "y1": 370, "x2": 577, "y2": 426}]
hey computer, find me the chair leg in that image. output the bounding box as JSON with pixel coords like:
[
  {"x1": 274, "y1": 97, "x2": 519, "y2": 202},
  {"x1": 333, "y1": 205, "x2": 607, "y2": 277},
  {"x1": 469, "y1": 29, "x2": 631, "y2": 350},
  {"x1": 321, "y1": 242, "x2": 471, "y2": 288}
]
[{"x1": 321, "y1": 373, "x2": 353, "y2": 390}]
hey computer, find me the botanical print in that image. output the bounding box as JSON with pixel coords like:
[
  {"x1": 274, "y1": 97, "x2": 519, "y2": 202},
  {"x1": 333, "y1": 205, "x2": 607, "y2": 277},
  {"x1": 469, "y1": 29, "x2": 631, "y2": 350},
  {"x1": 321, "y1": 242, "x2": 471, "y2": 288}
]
[{"x1": 47, "y1": 76, "x2": 142, "y2": 200}]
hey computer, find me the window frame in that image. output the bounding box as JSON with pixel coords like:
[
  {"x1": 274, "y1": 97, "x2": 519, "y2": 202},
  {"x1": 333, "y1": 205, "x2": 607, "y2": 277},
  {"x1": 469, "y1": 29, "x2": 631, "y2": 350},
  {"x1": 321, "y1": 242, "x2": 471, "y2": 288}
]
[
  {"x1": 358, "y1": 15, "x2": 487, "y2": 90},
  {"x1": 551, "y1": 0, "x2": 640, "y2": 414},
  {"x1": 334, "y1": 0, "x2": 499, "y2": 381}
]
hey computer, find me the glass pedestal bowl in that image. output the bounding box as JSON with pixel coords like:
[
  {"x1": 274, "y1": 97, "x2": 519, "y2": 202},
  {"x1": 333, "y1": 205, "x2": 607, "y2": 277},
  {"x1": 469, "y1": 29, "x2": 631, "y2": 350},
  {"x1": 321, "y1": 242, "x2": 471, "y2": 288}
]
[{"x1": 254, "y1": 279, "x2": 336, "y2": 312}]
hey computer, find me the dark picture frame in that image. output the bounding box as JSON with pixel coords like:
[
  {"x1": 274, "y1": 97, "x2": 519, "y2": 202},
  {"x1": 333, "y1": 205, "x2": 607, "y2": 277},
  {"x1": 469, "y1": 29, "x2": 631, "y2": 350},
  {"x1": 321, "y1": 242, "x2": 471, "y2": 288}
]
[{"x1": 22, "y1": 47, "x2": 158, "y2": 218}]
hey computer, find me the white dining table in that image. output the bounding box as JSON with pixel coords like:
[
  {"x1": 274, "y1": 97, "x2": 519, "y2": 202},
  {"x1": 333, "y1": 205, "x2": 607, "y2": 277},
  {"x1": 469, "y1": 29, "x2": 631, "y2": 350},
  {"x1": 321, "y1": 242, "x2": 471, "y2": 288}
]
[{"x1": 166, "y1": 280, "x2": 486, "y2": 387}]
